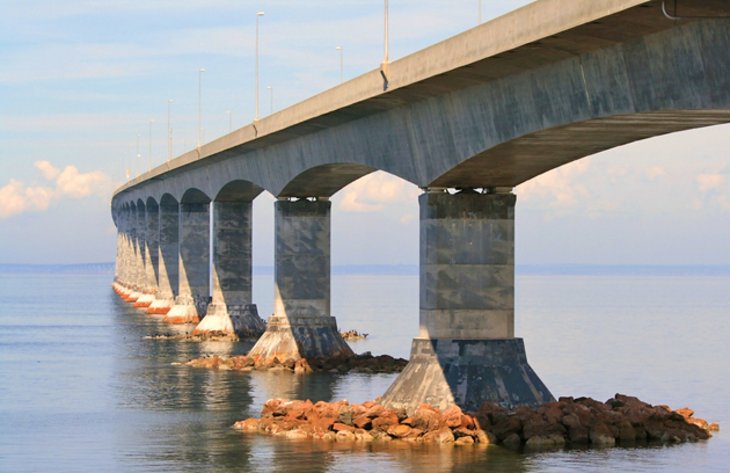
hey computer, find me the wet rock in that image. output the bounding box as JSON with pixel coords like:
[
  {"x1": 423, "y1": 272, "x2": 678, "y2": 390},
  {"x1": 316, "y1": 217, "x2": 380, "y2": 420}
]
[
  {"x1": 233, "y1": 394, "x2": 717, "y2": 450},
  {"x1": 340, "y1": 329, "x2": 369, "y2": 341}
]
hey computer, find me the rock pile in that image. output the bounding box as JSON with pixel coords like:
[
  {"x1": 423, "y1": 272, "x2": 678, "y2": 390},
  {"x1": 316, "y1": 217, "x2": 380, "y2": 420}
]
[
  {"x1": 184, "y1": 352, "x2": 407, "y2": 374},
  {"x1": 145, "y1": 331, "x2": 239, "y2": 342},
  {"x1": 475, "y1": 394, "x2": 719, "y2": 449},
  {"x1": 340, "y1": 329, "x2": 369, "y2": 341},
  {"x1": 233, "y1": 394, "x2": 718, "y2": 449},
  {"x1": 234, "y1": 399, "x2": 488, "y2": 445}
]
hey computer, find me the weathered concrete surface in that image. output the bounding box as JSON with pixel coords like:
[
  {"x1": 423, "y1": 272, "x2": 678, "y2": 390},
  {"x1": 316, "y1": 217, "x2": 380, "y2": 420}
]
[
  {"x1": 247, "y1": 199, "x2": 352, "y2": 360},
  {"x1": 419, "y1": 190, "x2": 515, "y2": 340},
  {"x1": 382, "y1": 191, "x2": 552, "y2": 411},
  {"x1": 149, "y1": 196, "x2": 179, "y2": 314},
  {"x1": 164, "y1": 201, "x2": 210, "y2": 324},
  {"x1": 194, "y1": 201, "x2": 265, "y2": 337},
  {"x1": 136, "y1": 198, "x2": 160, "y2": 308},
  {"x1": 382, "y1": 338, "x2": 553, "y2": 413}
]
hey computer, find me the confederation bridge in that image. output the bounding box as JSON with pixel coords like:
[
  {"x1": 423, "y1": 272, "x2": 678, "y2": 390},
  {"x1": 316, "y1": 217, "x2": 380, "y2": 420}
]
[{"x1": 111, "y1": 0, "x2": 730, "y2": 412}]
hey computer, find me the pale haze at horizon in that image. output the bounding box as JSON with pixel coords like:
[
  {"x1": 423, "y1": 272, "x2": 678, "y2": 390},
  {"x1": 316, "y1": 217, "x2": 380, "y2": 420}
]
[{"x1": 1, "y1": 1, "x2": 729, "y2": 267}]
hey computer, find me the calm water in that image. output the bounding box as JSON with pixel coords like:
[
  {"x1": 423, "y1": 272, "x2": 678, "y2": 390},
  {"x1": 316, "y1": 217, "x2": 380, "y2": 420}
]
[{"x1": 0, "y1": 266, "x2": 728, "y2": 472}]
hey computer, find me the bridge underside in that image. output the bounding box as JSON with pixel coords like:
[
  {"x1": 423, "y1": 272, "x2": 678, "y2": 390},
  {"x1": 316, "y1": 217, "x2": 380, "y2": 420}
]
[{"x1": 111, "y1": 1, "x2": 730, "y2": 412}]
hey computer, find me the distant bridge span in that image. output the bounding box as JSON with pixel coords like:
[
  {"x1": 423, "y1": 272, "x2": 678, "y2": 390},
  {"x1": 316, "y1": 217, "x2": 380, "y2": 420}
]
[{"x1": 111, "y1": 0, "x2": 730, "y2": 411}]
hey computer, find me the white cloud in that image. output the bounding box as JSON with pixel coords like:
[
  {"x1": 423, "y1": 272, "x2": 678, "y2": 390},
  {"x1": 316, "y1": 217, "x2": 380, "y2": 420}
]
[
  {"x1": 0, "y1": 179, "x2": 54, "y2": 219},
  {"x1": 515, "y1": 159, "x2": 590, "y2": 208},
  {"x1": 338, "y1": 171, "x2": 419, "y2": 213},
  {"x1": 697, "y1": 173, "x2": 726, "y2": 193},
  {"x1": 0, "y1": 161, "x2": 115, "y2": 220},
  {"x1": 645, "y1": 166, "x2": 666, "y2": 180}
]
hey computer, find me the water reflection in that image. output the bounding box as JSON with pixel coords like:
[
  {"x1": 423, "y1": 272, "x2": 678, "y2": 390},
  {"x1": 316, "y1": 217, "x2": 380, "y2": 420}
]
[{"x1": 109, "y1": 291, "x2": 519, "y2": 473}]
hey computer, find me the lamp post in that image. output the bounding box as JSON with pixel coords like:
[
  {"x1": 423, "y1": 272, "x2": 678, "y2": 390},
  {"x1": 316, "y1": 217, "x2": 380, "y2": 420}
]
[
  {"x1": 135, "y1": 133, "x2": 141, "y2": 178},
  {"x1": 148, "y1": 119, "x2": 154, "y2": 170},
  {"x1": 227, "y1": 110, "x2": 232, "y2": 132},
  {"x1": 198, "y1": 68, "x2": 205, "y2": 149},
  {"x1": 336, "y1": 46, "x2": 344, "y2": 83},
  {"x1": 266, "y1": 85, "x2": 273, "y2": 114},
  {"x1": 478, "y1": 0, "x2": 483, "y2": 24},
  {"x1": 383, "y1": 0, "x2": 389, "y2": 68},
  {"x1": 255, "y1": 11, "x2": 265, "y2": 121},
  {"x1": 167, "y1": 99, "x2": 173, "y2": 162}
]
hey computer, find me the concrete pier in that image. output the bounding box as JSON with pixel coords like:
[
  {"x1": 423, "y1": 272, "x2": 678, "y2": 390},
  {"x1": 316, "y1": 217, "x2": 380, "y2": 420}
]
[
  {"x1": 164, "y1": 195, "x2": 210, "y2": 324},
  {"x1": 148, "y1": 196, "x2": 179, "y2": 314},
  {"x1": 247, "y1": 198, "x2": 352, "y2": 360},
  {"x1": 382, "y1": 190, "x2": 553, "y2": 412},
  {"x1": 193, "y1": 200, "x2": 265, "y2": 337},
  {"x1": 134, "y1": 200, "x2": 159, "y2": 308}
]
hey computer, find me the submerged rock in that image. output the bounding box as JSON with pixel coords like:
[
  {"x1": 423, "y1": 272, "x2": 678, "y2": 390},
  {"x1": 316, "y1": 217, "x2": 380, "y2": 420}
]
[
  {"x1": 183, "y1": 351, "x2": 407, "y2": 374},
  {"x1": 474, "y1": 393, "x2": 717, "y2": 450},
  {"x1": 234, "y1": 399, "x2": 487, "y2": 446},
  {"x1": 340, "y1": 329, "x2": 369, "y2": 341},
  {"x1": 233, "y1": 394, "x2": 718, "y2": 450}
]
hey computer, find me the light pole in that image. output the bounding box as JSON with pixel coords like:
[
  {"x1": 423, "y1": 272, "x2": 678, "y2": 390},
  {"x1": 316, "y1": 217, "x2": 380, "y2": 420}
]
[
  {"x1": 227, "y1": 110, "x2": 232, "y2": 132},
  {"x1": 266, "y1": 85, "x2": 273, "y2": 114},
  {"x1": 478, "y1": 0, "x2": 483, "y2": 24},
  {"x1": 255, "y1": 11, "x2": 265, "y2": 121},
  {"x1": 167, "y1": 99, "x2": 173, "y2": 162},
  {"x1": 135, "y1": 133, "x2": 141, "y2": 178},
  {"x1": 148, "y1": 119, "x2": 154, "y2": 170},
  {"x1": 336, "y1": 45, "x2": 343, "y2": 83},
  {"x1": 383, "y1": 0, "x2": 389, "y2": 68},
  {"x1": 197, "y1": 68, "x2": 206, "y2": 149}
]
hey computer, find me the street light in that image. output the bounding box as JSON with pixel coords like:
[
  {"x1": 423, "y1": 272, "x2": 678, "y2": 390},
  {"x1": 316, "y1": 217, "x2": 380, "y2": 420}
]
[
  {"x1": 227, "y1": 110, "x2": 232, "y2": 132},
  {"x1": 167, "y1": 99, "x2": 173, "y2": 162},
  {"x1": 336, "y1": 45, "x2": 343, "y2": 83},
  {"x1": 148, "y1": 119, "x2": 154, "y2": 170},
  {"x1": 198, "y1": 67, "x2": 205, "y2": 149},
  {"x1": 383, "y1": 0, "x2": 389, "y2": 68},
  {"x1": 478, "y1": 0, "x2": 483, "y2": 24},
  {"x1": 255, "y1": 11, "x2": 265, "y2": 121},
  {"x1": 266, "y1": 85, "x2": 273, "y2": 114}
]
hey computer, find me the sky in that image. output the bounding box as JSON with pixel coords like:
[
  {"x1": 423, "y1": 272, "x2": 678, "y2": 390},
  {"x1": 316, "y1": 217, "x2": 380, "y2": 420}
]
[{"x1": 1, "y1": 0, "x2": 729, "y2": 267}]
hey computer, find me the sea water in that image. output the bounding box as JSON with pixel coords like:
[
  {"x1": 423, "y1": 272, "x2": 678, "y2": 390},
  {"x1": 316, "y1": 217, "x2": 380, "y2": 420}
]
[{"x1": 0, "y1": 265, "x2": 727, "y2": 472}]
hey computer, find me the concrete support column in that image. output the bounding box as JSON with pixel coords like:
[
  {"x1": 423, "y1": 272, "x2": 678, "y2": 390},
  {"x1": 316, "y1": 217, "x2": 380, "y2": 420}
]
[
  {"x1": 164, "y1": 201, "x2": 210, "y2": 324},
  {"x1": 135, "y1": 202, "x2": 160, "y2": 308},
  {"x1": 382, "y1": 189, "x2": 553, "y2": 412},
  {"x1": 125, "y1": 206, "x2": 144, "y2": 302},
  {"x1": 247, "y1": 198, "x2": 352, "y2": 361},
  {"x1": 119, "y1": 209, "x2": 134, "y2": 298},
  {"x1": 112, "y1": 209, "x2": 128, "y2": 298},
  {"x1": 194, "y1": 201, "x2": 264, "y2": 337},
  {"x1": 149, "y1": 199, "x2": 179, "y2": 314}
]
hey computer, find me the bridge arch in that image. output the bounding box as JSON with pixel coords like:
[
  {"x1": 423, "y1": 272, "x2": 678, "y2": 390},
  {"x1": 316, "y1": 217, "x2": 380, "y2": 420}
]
[
  {"x1": 181, "y1": 188, "x2": 211, "y2": 204},
  {"x1": 279, "y1": 163, "x2": 378, "y2": 198},
  {"x1": 215, "y1": 180, "x2": 264, "y2": 202}
]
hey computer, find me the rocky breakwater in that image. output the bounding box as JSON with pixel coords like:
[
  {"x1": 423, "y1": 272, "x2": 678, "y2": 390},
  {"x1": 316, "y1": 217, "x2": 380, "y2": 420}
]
[
  {"x1": 234, "y1": 399, "x2": 488, "y2": 446},
  {"x1": 475, "y1": 394, "x2": 719, "y2": 449},
  {"x1": 233, "y1": 394, "x2": 718, "y2": 449},
  {"x1": 183, "y1": 351, "x2": 407, "y2": 374}
]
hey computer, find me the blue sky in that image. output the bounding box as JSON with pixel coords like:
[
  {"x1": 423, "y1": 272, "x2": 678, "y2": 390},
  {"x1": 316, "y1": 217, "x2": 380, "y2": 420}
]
[{"x1": 1, "y1": 0, "x2": 729, "y2": 266}]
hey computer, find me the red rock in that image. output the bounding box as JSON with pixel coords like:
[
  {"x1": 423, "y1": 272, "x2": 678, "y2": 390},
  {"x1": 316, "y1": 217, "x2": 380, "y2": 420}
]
[
  {"x1": 387, "y1": 424, "x2": 412, "y2": 438},
  {"x1": 352, "y1": 415, "x2": 372, "y2": 429},
  {"x1": 335, "y1": 430, "x2": 356, "y2": 442},
  {"x1": 459, "y1": 414, "x2": 476, "y2": 429},
  {"x1": 233, "y1": 418, "x2": 259, "y2": 431},
  {"x1": 442, "y1": 405, "x2": 464, "y2": 428},
  {"x1": 332, "y1": 422, "x2": 355, "y2": 432},
  {"x1": 371, "y1": 413, "x2": 399, "y2": 432},
  {"x1": 454, "y1": 435, "x2": 474, "y2": 446},
  {"x1": 675, "y1": 407, "x2": 694, "y2": 419},
  {"x1": 709, "y1": 423, "x2": 720, "y2": 432},
  {"x1": 435, "y1": 427, "x2": 455, "y2": 444}
]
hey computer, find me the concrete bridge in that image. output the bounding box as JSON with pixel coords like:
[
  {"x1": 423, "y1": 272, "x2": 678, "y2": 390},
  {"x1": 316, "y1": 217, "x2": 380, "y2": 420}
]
[{"x1": 111, "y1": 0, "x2": 730, "y2": 412}]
